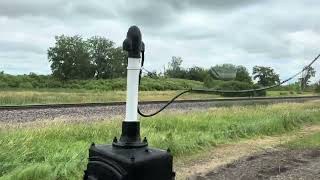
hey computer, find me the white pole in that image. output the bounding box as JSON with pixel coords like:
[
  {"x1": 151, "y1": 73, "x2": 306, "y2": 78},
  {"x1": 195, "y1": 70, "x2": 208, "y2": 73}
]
[{"x1": 124, "y1": 57, "x2": 141, "y2": 122}]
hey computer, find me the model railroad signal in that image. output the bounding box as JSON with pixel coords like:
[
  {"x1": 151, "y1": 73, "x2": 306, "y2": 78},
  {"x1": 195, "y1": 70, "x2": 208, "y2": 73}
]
[{"x1": 84, "y1": 26, "x2": 175, "y2": 180}]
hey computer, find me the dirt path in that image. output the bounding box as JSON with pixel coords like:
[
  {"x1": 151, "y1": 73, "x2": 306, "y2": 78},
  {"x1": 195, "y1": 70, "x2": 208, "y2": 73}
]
[
  {"x1": 200, "y1": 149, "x2": 320, "y2": 180},
  {"x1": 175, "y1": 125, "x2": 320, "y2": 180}
]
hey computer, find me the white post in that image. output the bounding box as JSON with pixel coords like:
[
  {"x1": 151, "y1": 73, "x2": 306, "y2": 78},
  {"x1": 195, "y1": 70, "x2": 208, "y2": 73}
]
[
  {"x1": 125, "y1": 57, "x2": 141, "y2": 122},
  {"x1": 115, "y1": 25, "x2": 145, "y2": 147}
]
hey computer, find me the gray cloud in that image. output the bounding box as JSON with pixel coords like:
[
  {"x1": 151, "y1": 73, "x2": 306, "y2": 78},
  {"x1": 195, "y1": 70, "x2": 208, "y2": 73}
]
[
  {"x1": 0, "y1": 0, "x2": 114, "y2": 19},
  {"x1": 0, "y1": 40, "x2": 45, "y2": 54},
  {"x1": 116, "y1": 0, "x2": 262, "y2": 29},
  {"x1": 0, "y1": 0, "x2": 319, "y2": 83},
  {"x1": 121, "y1": 3, "x2": 177, "y2": 28},
  {"x1": 142, "y1": 0, "x2": 260, "y2": 11}
]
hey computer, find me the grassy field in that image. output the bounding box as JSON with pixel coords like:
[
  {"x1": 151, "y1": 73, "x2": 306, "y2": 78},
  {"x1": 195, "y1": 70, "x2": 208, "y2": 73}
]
[
  {"x1": 0, "y1": 76, "x2": 204, "y2": 91},
  {"x1": 0, "y1": 89, "x2": 221, "y2": 106},
  {"x1": 285, "y1": 131, "x2": 320, "y2": 149},
  {"x1": 0, "y1": 101, "x2": 320, "y2": 179},
  {"x1": 0, "y1": 89, "x2": 316, "y2": 106},
  {"x1": 266, "y1": 90, "x2": 315, "y2": 97}
]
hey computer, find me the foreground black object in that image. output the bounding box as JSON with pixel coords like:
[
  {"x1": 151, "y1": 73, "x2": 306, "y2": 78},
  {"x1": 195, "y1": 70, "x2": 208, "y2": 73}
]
[
  {"x1": 84, "y1": 144, "x2": 175, "y2": 180},
  {"x1": 84, "y1": 25, "x2": 174, "y2": 180}
]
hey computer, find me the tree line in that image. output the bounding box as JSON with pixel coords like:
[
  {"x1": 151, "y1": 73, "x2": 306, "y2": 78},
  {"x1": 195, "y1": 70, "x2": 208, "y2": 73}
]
[
  {"x1": 163, "y1": 56, "x2": 318, "y2": 88},
  {"x1": 47, "y1": 36, "x2": 277, "y2": 87},
  {"x1": 47, "y1": 34, "x2": 280, "y2": 86},
  {"x1": 163, "y1": 56, "x2": 281, "y2": 87},
  {"x1": 47, "y1": 35, "x2": 317, "y2": 91},
  {"x1": 48, "y1": 35, "x2": 127, "y2": 80}
]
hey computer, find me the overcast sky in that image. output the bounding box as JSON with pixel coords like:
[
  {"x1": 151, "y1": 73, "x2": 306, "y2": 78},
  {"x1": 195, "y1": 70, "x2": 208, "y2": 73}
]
[{"x1": 0, "y1": 0, "x2": 319, "y2": 82}]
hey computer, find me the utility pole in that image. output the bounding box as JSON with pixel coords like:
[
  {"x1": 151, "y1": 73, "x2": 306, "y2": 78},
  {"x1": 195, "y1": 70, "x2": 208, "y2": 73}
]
[{"x1": 84, "y1": 26, "x2": 175, "y2": 180}]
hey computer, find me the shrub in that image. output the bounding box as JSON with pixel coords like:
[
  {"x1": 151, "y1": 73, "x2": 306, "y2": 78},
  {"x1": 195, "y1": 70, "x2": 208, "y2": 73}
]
[
  {"x1": 315, "y1": 83, "x2": 320, "y2": 93},
  {"x1": 0, "y1": 82, "x2": 9, "y2": 88},
  {"x1": 19, "y1": 82, "x2": 34, "y2": 89},
  {"x1": 0, "y1": 72, "x2": 204, "y2": 91},
  {"x1": 218, "y1": 81, "x2": 266, "y2": 97},
  {"x1": 204, "y1": 80, "x2": 266, "y2": 97},
  {"x1": 204, "y1": 75, "x2": 215, "y2": 88},
  {"x1": 280, "y1": 92, "x2": 289, "y2": 96},
  {"x1": 252, "y1": 84, "x2": 267, "y2": 97},
  {"x1": 46, "y1": 80, "x2": 63, "y2": 88}
]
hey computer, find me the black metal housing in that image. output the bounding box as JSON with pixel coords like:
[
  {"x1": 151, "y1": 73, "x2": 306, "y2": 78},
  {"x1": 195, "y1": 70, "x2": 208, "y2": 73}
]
[{"x1": 84, "y1": 144, "x2": 175, "y2": 180}]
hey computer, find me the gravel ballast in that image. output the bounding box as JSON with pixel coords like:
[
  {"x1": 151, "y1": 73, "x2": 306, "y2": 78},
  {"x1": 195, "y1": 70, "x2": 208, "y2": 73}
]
[{"x1": 0, "y1": 97, "x2": 319, "y2": 124}]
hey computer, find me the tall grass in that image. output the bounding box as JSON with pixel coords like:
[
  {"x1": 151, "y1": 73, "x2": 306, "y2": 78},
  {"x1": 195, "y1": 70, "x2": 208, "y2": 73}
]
[
  {"x1": 266, "y1": 90, "x2": 315, "y2": 97},
  {"x1": 285, "y1": 132, "x2": 320, "y2": 149},
  {"x1": 0, "y1": 75, "x2": 204, "y2": 91},
  {"x1": 0, "y1": 90, "x2": 220, "y2": 106},
  {"x1": 0, "y1": 89, "x2": 316, "y2": 106},
  {"x1": 0, "y1": 101, "x2": 320, "y2": 179}
]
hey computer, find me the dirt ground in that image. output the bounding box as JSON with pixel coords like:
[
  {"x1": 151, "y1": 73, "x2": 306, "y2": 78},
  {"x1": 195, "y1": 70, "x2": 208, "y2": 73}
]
[
  {"x1": 175, "y1": 125, "x2": 320, "y2": 180},
  {"x1": 192, "y1": 149, "x2": 320, "y2": 180}
]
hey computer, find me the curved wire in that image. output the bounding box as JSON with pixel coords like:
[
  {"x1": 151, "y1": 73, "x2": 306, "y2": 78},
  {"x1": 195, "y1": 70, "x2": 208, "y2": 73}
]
[
  {"x1": 138, "y1": 89, "x2": 191, "y2": 117},
  {"x1": 138, "y1": 53, "x2": 320, "y2": 117}
]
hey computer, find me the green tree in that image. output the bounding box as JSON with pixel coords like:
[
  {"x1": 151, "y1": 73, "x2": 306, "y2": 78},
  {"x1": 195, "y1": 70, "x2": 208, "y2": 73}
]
[
  {"x1": 146, "y1": 70, "x2": 158, "y2": 78},
  {"x1": 87, "y1": 36, "x2": 115, "y2": 79},
  {"x1": 253, "y1": 66, "x2": 280, "y2": 86},
  {"x1": 235, "y1": 66, "x2": 252, "y2": 84},
  {"x1": 87, "y1": 37, "x2": 127, "y2": 79},
  {"x1": 209, "y1": 64, "x2": 238, "y2": 80},
  {"x1": 108, "y1": 47, "x2": 128, "y2": 78},
  {"x1": 169, "y1": 56, "x2": 183, "y2": 71},
  {"x1": 48, "y1": 35, "x2": 95, "y2": 80},
  {"x1": 186, "y1": 66, "x2": 208, "y2": 81},
  {"x1": 204, "y1": 74, "x2": 215, "y2": 88},
  {"x1": 165, "y1": 56, "x2": 187, "y2": 78},
  {"x1": 315, "y1": 81, "x2": 320, "y2": 93},
  {"x1": 299, "y1": 66, "x2": 316, "y2": 91}
]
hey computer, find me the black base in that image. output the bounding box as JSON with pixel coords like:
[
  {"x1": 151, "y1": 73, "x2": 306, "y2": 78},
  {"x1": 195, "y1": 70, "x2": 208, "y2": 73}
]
[
  {"x1": 113, "y1": 122, "x2": 147, "y2": 148},
  {"x1": 84, "y1": 144, "x2": 175, "y2": 180}
]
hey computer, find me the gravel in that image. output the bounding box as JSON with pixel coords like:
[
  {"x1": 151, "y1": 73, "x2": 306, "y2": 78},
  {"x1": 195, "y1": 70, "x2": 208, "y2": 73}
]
[
  {"x1": 0, "y1": 98, "x2": 318, "y2": 124},
  {"x1": 0, "y1": 102, "x2": 211, "y2": 124}
]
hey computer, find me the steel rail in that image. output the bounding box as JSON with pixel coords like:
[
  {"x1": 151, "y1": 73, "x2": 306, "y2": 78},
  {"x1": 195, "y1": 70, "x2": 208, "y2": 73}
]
[{"x1": 0, "y1": 95, "x2": 319, "y2": 111}]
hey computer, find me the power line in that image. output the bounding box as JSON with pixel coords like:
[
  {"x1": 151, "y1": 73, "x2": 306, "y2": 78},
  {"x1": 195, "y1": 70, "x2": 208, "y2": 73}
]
[{"x1": 138, "y1": 53, "x2": 320, "y2": 117}]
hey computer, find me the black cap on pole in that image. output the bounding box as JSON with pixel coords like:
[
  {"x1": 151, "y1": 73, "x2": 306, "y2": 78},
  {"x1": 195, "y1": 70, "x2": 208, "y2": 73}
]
[{"x1": 123, "y1": 26, "x2": 145, "y2": 58}]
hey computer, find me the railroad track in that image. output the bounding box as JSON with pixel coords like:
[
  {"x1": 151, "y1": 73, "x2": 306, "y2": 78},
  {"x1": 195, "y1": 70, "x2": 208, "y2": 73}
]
[
  {"x1": 0, "y1": 95, "x2": 319, "y2": 111},
  {"x1": 1, "y1": 96, "x2": 319, "y2": 124}
]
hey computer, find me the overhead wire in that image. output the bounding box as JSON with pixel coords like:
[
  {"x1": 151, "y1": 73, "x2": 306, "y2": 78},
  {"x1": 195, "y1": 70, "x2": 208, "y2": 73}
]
[{"x1": 138, "y1": 52, "x2": 320, "y2": 117}]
